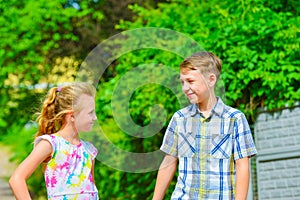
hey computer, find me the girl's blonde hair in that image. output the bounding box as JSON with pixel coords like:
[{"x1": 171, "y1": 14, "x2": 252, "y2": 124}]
[
  {"x1": 180, "y1": 51, "x2": 222, "y2": 80},
  {"x1": 35, "y1": 82, "x2": 96, "y2": 137}
]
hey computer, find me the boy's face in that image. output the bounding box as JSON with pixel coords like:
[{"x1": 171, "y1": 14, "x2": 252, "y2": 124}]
[{"x1": 180, "y1": 69, "x2": 211, "y2": 105}]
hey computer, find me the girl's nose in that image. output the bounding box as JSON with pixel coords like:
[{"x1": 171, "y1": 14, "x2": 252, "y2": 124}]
[{"x1": 93, "y1": 113, "x2": 97, "y2": 121}]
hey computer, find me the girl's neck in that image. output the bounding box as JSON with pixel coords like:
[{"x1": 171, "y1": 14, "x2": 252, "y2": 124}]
[{"x1": 57, "y1": 124, "x2": 80, "y2": 145}]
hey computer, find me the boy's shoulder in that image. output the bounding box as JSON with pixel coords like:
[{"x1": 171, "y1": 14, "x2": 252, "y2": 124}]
[
  {"x1": 222, "y1": 103, "x2": 245, "y2": 119},
  {"x1": 173, "y1": 104, "x2": 197, "y2": 118},
  {"x1": 173, "y1": 99, "x2": 246, "y2": 120}
]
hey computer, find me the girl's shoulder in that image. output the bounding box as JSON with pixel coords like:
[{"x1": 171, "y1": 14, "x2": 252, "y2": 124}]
[
  {"x1": 34, "y1": 134, "x2": 58, "y2": 148},
  {"x1": 81, "y1": 140, "x2": 98, "y2": 159}
]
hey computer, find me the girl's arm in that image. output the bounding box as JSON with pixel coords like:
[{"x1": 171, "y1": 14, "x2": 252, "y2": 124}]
[
  {"x1": 152, "y1": 154, "x2": 178, "y2": 200},
  {"x1": 235, "y1": 157, "x2": 250, "y2": 200},
  {"x1": 91, "y1": 159, "x2": 96, "y2": 183},
  {"x1": 9, "y1": 139, "x2": 52, "y2": 200}
]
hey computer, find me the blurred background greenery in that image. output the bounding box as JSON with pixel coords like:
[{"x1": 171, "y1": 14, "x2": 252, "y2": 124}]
[{"x1": 0, "y1": 0, "x2": 299, "y2": 199}]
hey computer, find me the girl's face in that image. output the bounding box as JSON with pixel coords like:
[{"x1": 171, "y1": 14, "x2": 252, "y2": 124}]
[
  {"x1": 74, "y1": 94, "x2": 97, "y2": 132},
  {"x1": 180, "y1": 69, "x2": 211, "y2": 105}
]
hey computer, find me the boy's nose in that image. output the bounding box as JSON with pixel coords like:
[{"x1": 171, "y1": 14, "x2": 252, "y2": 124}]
[{"x1": 182, "y1": 82, "x2": 190, "y2": 92}]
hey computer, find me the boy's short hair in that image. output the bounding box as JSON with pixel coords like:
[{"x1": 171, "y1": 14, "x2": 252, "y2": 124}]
[{"x1": 180, "y1": 51, "x2": 222, "y2": 80}]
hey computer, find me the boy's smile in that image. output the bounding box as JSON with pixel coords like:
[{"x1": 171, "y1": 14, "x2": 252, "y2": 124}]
[{"x1": 180, "y1": 69, "x2": 211, "y2": 105}]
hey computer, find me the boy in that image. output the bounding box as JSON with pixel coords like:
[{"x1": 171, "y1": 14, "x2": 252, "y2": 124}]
[{"x1": 153, "y1": 52, "x2": 257, "y2": 200}]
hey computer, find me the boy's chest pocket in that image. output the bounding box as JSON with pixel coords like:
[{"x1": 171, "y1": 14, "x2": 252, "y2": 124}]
[
  {"x1": 177, "y1": 132, "x2": 196, "y2": 157},
  {"x1": 210, "y1": 134, "x2": 233, "y2": 159}
]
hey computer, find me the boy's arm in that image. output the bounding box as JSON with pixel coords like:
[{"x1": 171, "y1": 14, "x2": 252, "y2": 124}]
[
  {"x1": 152, "y1": 154, "x2": 178, "y2": 200},
  {"x1": 235, "y1": 157, "x2": 250, "y2": 200}
]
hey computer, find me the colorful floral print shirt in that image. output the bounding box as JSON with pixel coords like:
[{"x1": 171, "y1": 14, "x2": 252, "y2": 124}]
[{"x1": 34, "y1": 134, "x2": 99, "y2": 200}]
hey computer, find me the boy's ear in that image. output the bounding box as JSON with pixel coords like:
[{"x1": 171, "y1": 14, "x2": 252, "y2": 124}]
[{"x1": 208, "y1": 73, "x2": 217, "y2": 87}]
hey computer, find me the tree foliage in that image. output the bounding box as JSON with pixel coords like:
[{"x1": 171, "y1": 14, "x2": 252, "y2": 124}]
[
  {"x1": 0, "y1": 0, "x2": 104, "y2": 135},
  {"x1": 1, "y1": 0, "x2": 299, "y2": 199},
  {"x1": 115, "y1": 0, "x2": 300, "y2": 122}
]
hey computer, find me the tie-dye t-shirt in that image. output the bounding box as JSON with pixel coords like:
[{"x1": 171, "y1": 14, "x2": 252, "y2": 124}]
[{"x1": 34, "y1": 134, "x2": 99, "y2": 200}]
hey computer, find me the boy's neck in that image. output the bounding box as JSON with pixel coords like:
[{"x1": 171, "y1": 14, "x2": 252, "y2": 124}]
[{"x1": 197, "y1": 96, "x2": 217, "y2": 118}]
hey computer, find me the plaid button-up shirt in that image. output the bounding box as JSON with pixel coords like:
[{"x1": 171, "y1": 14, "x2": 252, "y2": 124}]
[{"x1": 161, "y1": 98, "x2": 257, "y2": 200}]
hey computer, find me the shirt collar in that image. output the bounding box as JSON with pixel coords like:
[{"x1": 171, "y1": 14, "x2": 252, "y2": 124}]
[
  {"x1": 212, "y1": 97, "x2": 225, "y2": 117},
  {"x1": 189, "y1": 97, "x2": 225, "y2": 117},
  {"x1": 189, "y1": 103, "x2": 198, "y2": 117}
]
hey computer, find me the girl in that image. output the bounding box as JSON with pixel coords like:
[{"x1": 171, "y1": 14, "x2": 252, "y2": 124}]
[{"x1": 9, "y1": 82, "x2": 99, "y2": 199}]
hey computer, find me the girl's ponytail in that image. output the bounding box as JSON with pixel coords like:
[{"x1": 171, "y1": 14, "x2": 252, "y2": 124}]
[{"x1": 36, "y1": 87, "x2": 62, "y2": 137}]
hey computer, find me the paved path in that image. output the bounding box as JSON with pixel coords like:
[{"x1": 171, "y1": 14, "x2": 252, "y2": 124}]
[
  {"x1": 0, "y1": 144, "x2": 16, "y2": 200},
  {"x1": 0, "y1": 179, "x2": 14, "y2": 200}
]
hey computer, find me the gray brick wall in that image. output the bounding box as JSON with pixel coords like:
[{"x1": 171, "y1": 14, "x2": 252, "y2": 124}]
[{"x1": 254, "y1": 106, "x2": 300, "y2": 200}]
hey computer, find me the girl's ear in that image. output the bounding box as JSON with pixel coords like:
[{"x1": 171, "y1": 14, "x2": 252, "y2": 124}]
[{"x1": 67, "y1": 112, "x2": 75, "y2": 122}]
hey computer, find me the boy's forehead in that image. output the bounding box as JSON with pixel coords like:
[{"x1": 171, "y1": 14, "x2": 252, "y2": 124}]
[{"x1": 180, "y1": 69, "x2": 201, "y2": 79}]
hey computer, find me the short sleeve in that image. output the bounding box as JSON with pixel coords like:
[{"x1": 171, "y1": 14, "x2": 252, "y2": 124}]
[
  {"x1": 82, "y1": 141, "x2": 98, "y2": 159},
  {"x1": 160, "y1": 114, "x2": 178, "y2": 157},
  {"x1": 34, "y1": 134, "x2": 56, "y2": 151},
  {"x1": 233, "y1": 113, "x2": 257, "y2": 160}
]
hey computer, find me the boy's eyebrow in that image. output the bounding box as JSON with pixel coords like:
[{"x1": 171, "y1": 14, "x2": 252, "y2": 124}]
[{"x1": 180, "y1": 76, "x2": 192, "y2": 81}]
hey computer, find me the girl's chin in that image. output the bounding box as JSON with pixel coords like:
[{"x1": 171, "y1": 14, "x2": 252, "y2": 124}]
[{"x1": 82, "y1": 127, "x2": 93, "y2": 132}]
